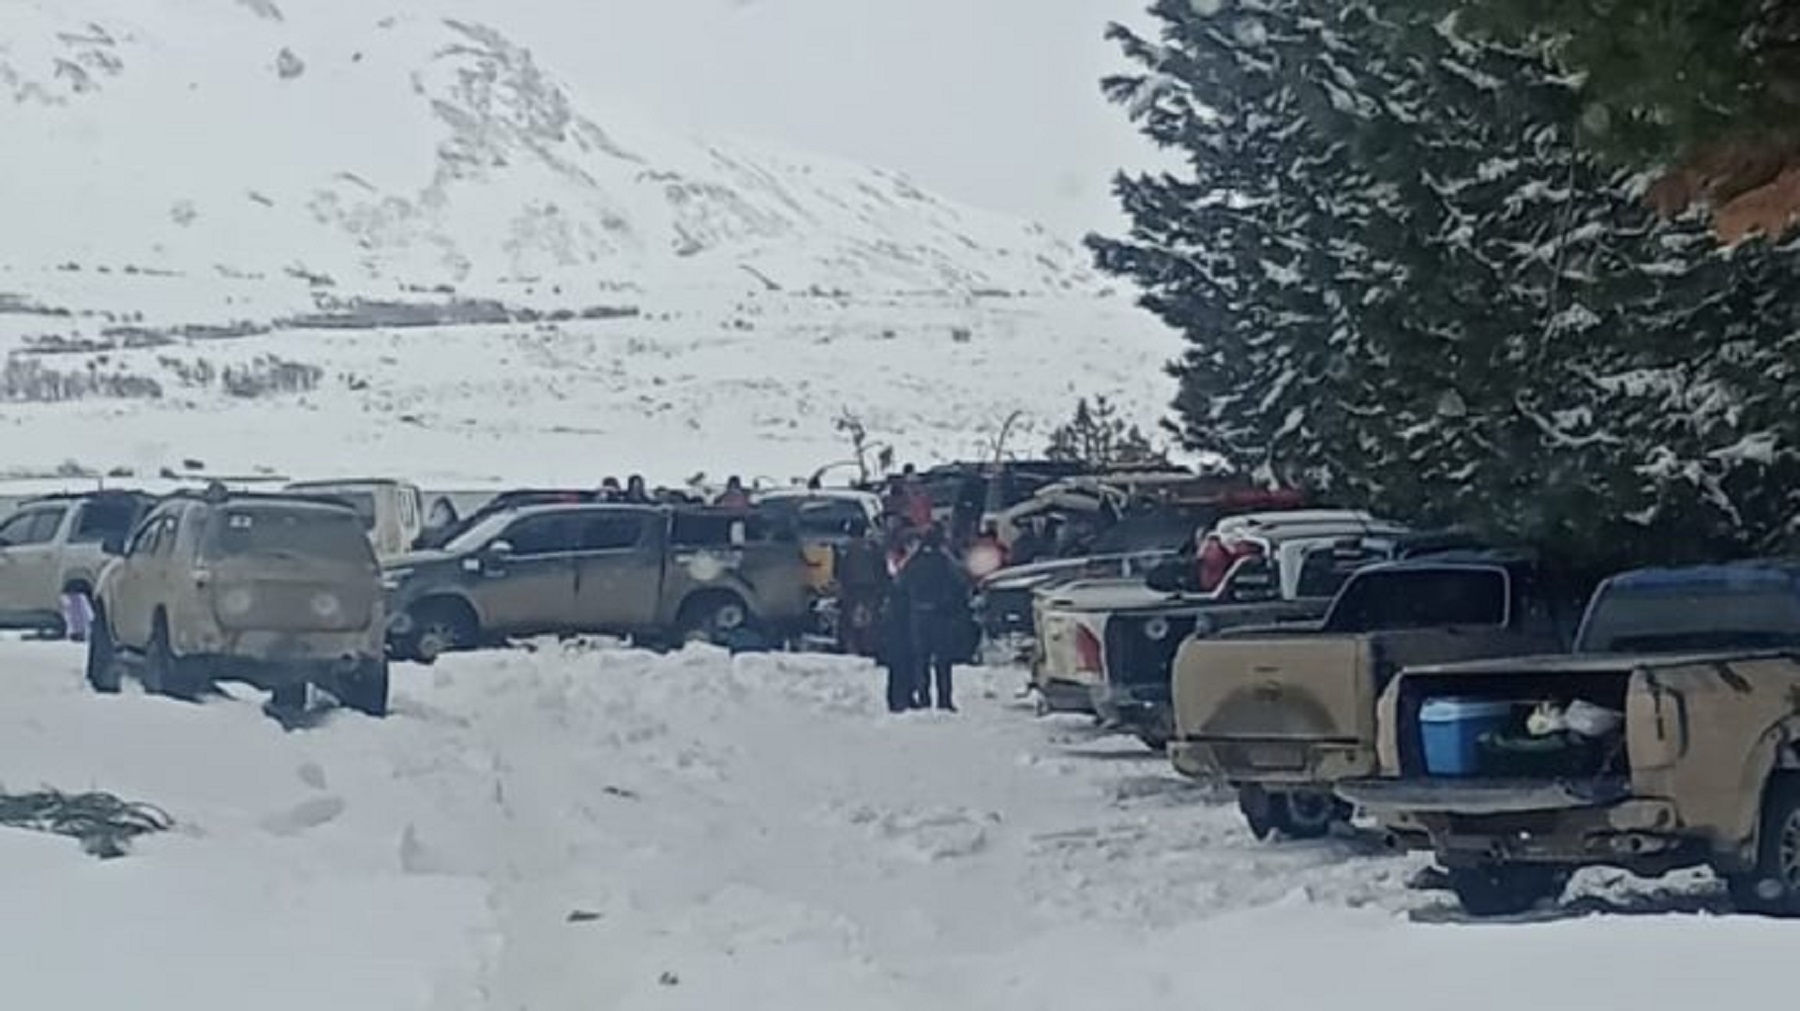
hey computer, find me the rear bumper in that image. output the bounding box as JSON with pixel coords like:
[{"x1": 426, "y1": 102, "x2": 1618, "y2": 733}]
[
  {"x1": 1092, "y1": 683, "x2": 1169, "y2": 729},
  {"x1": 183, "y1": 650, "x2": 379, "y2": 688},
  {"x1": 1168, "y1": 736, "x2": 1374, "y2": 785},
  {"x1": 1337, "y1": 778, "x2": 1693, "y2": 868},
  {"x1": 1037, "y1": 679, "x2": 1098, "y2": 714}
]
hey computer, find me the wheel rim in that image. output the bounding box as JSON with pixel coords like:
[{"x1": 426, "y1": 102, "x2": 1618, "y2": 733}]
[
  {"x1": 1287, "y1": 792, "x2": 1334, "y2": 829},
  {"x1": 416, "y1": 621, "x2": 456, "y2": 661},
  {"x1": 713, "y1": 603, "x2": 747, "y2": 631},
  {"x1": 1777, "y1": 809, "x2": 1800, "y2": 887}
]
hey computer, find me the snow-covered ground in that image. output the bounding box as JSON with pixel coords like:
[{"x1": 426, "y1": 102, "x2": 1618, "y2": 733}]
[
  {"x1": 0, "y1": 638, "x2": 1786, "y2": 1011},
  {"x1": 0, "y1": 287, "x2": 1175, "y2": 487}
]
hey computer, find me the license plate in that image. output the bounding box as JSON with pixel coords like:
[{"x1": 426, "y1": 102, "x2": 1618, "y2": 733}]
[{"x1": 1244, "y1": 743, "x2": 1307, "y2": 770}]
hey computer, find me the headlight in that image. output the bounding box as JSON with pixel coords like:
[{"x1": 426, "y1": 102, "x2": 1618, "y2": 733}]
[
  {"x1": 1143, "y1": 616, "x2": 1171, "y2": 641},
  {"x1": 219, "y1": 587, "x2": 255, "y2": 617},
  {"x1": 310, "y1": 592, "x2": 342, "y2": 619}
]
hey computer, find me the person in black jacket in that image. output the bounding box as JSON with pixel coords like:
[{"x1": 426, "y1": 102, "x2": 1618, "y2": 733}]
[
  {"x1": 879, "y1": 532, "x2": 919, "y2": 712},
  {"x1": 896, "y1": 524, "x2": 964, "y2": 711}
]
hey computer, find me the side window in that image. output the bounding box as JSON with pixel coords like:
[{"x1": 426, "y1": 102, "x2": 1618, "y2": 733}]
[
  {"x1": 0, "y1": 511, "x2": 39, "y2": 547},
  {"x1": 128, "y1": 514, "x2": 180, "y2": 559},
  {"x1": 125, "y1": 514, "x2": 164, "y2": 556},
  {"x1": 152, "y1": 515, "x2": 185, "y2": 558},
  {"x1": 578, "y1": 515, "x2": 645, "y2": 552},
  {"x1": 504, "y1": 516, "x2": 579, "y2": 557},
  {"x1": 5, "y1": 508, "x2": 69, "y2": 546}
]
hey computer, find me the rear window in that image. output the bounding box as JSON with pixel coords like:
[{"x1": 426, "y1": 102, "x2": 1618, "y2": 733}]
[
  {"x1": 73, "y1": 497, "x2": 143, "y2": 541},
  {"x1": 1293, "y1": 544, "x2": 1385, "y2": 599},
  {"x1": 672, "y1": 511, "x2": 774, "y2": 546},
  {"x1": 205, "y1": 508, "x2": 374, "y2": 564},
  {"x1": 1324, "y1": 568, "x2": 1508, "y2": 633},
  {"x1": 1577, "y1": 583, "x2": 1800, "y2": 653},
  {"x1": 758, "y1": 498, "x2": 868, "y2": 539}
]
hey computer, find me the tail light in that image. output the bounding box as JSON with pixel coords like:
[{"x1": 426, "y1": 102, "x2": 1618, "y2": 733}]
[{"x1": 1074, "y1": 625, "x2": 1105, "y2": 675}]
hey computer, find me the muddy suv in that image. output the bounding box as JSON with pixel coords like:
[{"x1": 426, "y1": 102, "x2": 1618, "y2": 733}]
[
  {"x1": 0, "y1": 491, "x2": 155, "y2": 635},
  {"x1": 1341, "y1": 562, "x2": 1800, "y2": 916},
  {"x1": 1169, "y1": 552, "x2": 1577, "y2": 840},
  {"x1": 86, "y1": 491, "x2": 389, "y2": 716},
  {"x1": 384, "y1": 503, "x2": 814, "y2": 661}
]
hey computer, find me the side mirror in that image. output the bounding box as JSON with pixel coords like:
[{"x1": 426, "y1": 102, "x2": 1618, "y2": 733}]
[
  {"x1": 469, "y1": 540, "x2": 513, "y2": 574},
  {"x1": 101, "y1": 534, "x2": 126, "y2": 556}
]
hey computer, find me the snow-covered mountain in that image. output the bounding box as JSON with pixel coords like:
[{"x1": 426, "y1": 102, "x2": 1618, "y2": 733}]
[
  {"x1": 1, "y1": 0, "x2": 1092, "y2": 295},
  {"x1": 0, "y1": 0, "x2": 1178, "y2": 486}
]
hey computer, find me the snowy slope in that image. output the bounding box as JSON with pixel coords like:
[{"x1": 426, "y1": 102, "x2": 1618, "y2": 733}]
[
  {"x1": 0, "y1": 0, "x2": 1092, "y2": 295},
  {"x1": 0, "y1": 0, "x2": 1177, "y2": 484},
  {"x1": 0, "y1": 640, "x2": 1781, "y2": 1011}
]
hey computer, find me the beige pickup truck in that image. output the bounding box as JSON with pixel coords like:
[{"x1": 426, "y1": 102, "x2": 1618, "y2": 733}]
[
  {"x1": 1340, "y1": 562, "x2": 1800, "y2": 916},
  {"x1": 1169, "y1": 552, "x2": 1571, "y2": 839}
]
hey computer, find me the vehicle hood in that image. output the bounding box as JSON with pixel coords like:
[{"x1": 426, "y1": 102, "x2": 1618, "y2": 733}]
[
  {"x1": 1038, "y1": 579, "x2": 1173, "y2": 612},
  {"x1": 383, "y1": 549, "x2": 459, "y2": 572},
  {"x1": 983, "y1": 552, "x2": 1165, "y2": 591}
]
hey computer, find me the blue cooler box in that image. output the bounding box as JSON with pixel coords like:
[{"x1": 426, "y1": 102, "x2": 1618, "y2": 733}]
[{"x1": 1420, "y1": 699, "x2": 1516, "y2": 776}]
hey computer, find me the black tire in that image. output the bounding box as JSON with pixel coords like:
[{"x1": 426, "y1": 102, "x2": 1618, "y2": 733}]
[
  {"x1": 269, "y1": 682, "x2": 308, "y2": 711},
  {"x1": 1237, "y1": 786, "x2": 1278, "y2": 841},
  {"x1": 338, "y1": 660, "x2": 390, "y2": 718},
  {"x1": 142, "y1": 615, "x2": 204, "y2": 701},
  {"x1": 1133, "y1": 708, "x2": 1175, "y2": 753},
  {"x1": 406, "y1": 600, "x2": 477, "y2": 664},
  {"x1": 678, "y1": 593, "x2": 751, "y2": 645},
  {"x1": 1269, "y1": 790, "x2": 1348, "y2": 840},
  {"x1": 1729, "y1": 776, "x2": 1800, "y2": 916},
  {"x1": 1448, "y1": 865, "x2": 1568, "y2": 917},
  {"x1": 85, "y1": 607, "x2": 121, "y2": 694}
]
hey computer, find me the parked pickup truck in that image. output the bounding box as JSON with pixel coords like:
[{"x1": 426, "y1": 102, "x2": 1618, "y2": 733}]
[
  {"x1": 1169, "y1": 551, "x2": 1580, "y2": 840},
  {"x1": 1340, "y1": 562, "x2": 1800, "y2": 917},
  {"x1": 384, "y1": 503, "x2": 814, "y2": 661},
  {"x1": 0, "y1": 490, "x2": 156, "y2": 635},
  {"x1": 1032, "y1": 510, "x2": 1408, "y2": 726}
]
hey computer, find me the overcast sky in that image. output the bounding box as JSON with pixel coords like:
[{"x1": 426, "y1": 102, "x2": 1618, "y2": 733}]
[{"x1": 497, "y1": 0, "x2": 1166, "y2": 239}]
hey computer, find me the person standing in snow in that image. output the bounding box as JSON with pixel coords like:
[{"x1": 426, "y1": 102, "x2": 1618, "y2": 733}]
[
  {"x1": 899, "y1": 465, "x2": 934, "y2": 531},
  {"x1": 715, "y1": 475, "x2": 751, "y2": 509},
  {"x1": 837, "y1": 525, "x2": 890, "y2": 658},
  {"x1": 880, "y1": 531, "x2": 920, "y2": 712},
  {"x1": 623, "y1": 475, "x2": 651, "y2": 504},
  {"x1": 896, "y1": 524, "x2": 964, "y2": 711}
]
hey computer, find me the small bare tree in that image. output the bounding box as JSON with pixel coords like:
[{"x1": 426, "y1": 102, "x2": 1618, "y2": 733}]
[{"x1": 834, "y1": 411, "x2": 892, "y2": 484}]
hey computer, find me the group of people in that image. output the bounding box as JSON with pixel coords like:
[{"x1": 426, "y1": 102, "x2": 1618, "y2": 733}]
[{"x1": 835, "y1": 467, "x2": 979, "y2": 714}]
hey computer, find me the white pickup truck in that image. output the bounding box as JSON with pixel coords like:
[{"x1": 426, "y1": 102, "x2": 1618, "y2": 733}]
[{"x1": 0, "y1": 491, "x2": 156, "y2": 635}]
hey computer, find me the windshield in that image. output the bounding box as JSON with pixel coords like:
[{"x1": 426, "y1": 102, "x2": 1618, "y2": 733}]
[
  {"x1": 204, "y1": 507, "x2": 374, "y2": 564},
  {"x1": 1578, "y1": 583, "x2": 1800, "y2": 653},
  {"x1": 289, "y1": 486, "x2": 380, "y2": 530},
  {"x1": 1324, "y1": 568, "x2": 1508, "y2": 633}
]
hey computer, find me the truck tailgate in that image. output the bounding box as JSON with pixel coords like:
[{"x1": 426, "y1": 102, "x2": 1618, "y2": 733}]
[{"x1": 1172, "y1": 634, "x2": 1371, "y2": 743}]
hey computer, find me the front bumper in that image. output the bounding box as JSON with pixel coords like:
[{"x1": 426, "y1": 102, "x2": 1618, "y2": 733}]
[{"x1": 1168, "y1": 736, "x2": 1374, "y2": 786}]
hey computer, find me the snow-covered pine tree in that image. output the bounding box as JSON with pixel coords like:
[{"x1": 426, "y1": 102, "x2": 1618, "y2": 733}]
[
  {"x1": 1089, "y1": 1, "x2": 1391, "y2": 489},
  {"x1": 1094, "y1": 1, "x2": 1800, "y2": 565}
]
